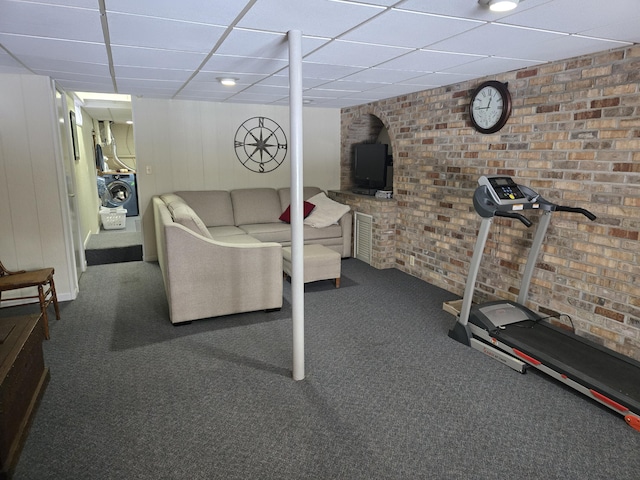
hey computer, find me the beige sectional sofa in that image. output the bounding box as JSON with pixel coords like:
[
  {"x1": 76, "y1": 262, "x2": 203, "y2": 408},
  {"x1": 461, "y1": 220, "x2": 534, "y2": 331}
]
[{"x1": 153, "y1": 186, "x2": 352, "y2": 324}]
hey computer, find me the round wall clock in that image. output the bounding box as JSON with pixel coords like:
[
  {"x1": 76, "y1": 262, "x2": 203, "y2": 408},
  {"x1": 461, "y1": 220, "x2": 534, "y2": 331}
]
[
  {"x1": 234, "y1": 116, "x2": 287, "y2": 173},
  {"x1": 469, "y1": 80, "x2": 512, "y2": 134}
]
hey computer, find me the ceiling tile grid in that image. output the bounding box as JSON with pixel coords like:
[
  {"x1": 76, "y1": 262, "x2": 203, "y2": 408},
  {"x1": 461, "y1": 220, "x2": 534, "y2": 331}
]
[{"x1": 0, "y1": 0, "x2": 637, "y2": 112}]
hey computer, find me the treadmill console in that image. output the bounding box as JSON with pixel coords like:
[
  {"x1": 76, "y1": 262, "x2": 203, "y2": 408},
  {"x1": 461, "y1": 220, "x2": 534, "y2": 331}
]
[{"x1": 478, "y1": 176, "x2": 527, "y2": 205}]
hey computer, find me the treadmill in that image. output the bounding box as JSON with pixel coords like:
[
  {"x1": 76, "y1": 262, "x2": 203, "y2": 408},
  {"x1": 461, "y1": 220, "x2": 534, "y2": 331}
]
[{"x1": 448, "y1": 175, "x2": 640, "y2": 431}]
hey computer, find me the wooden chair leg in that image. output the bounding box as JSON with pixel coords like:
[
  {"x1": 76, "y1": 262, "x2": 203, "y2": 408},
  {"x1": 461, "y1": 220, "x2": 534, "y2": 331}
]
[
  {"x1": 49, "y1": 277, "x2": 60, "y2": 320},
  {"x1": 335, "y1": 277, "x2": 341, "y2": 288},
  {"x1": 37, "y1": 285, "x2": 50, "y2": 340}
]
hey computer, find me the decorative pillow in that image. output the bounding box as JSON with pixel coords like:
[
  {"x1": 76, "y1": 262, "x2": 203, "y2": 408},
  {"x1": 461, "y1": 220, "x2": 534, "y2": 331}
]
[
  {"x1": 169, "y1": 204, "x2": 213, "y2": 239},
  {"x1": 303, "y1": 193, "x2": 350, "y2": 228},
  {"x1": 279, "y1": 201, "x2": 315, "y2": 223}
]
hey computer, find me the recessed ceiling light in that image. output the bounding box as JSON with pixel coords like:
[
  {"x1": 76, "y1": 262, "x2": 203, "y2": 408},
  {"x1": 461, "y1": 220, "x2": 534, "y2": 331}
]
[
  {"x1": 217, "y1": 77, "x2": 238, "y2": 86},
  {"x1": 478, "y1": 0, "x2": 519, "y2": 12}
]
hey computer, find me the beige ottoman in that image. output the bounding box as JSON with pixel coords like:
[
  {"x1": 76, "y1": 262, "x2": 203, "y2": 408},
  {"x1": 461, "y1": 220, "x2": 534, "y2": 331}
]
[{"x1": 282, "y1": 244, "x2": 341, "y2": 288}]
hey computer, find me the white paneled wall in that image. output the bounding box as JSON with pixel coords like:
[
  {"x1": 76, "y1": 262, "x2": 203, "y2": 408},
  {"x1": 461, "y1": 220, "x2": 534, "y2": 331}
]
[
  {"x1": 0, "y1": 74, "x2": 76, "y2": 301},
  {"x1": 132, "y1": 98, "x2": 341, "y2": 260}
]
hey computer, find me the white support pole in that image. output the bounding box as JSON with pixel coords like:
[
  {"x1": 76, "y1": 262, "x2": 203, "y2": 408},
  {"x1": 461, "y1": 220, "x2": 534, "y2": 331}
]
[{"x1": 288, "y1": 30, "x2": 305, "y2": 381}]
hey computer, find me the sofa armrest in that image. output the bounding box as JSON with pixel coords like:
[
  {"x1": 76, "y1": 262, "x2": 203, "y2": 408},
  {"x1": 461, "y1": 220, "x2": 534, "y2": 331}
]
[
  {"x1": 338, "y1": 211, "x2": 352, "y2": 258},
  {"x1": 163, "y1": 223, "x2": 283, "y2": 323}
]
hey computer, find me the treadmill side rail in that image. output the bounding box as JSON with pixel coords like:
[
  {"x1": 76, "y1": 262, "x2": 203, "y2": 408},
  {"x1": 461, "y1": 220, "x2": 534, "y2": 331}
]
[
  {"x1": 625, "y1": 414, "x2": 640, "y2": 432},
  {"x1": 469, "y1": 338, "x2": 527, "y2": 373}
]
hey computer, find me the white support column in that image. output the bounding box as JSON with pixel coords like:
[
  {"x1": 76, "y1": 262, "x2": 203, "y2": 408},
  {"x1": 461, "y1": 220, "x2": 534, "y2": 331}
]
[{"x1": 288, "y1": 29, "x2": 305, "y2": 381}]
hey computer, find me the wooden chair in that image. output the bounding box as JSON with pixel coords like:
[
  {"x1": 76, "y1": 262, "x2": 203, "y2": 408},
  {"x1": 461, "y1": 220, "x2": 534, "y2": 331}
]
[{"x1": 0, "y1": 261, "x2": 60, "y2": 340}]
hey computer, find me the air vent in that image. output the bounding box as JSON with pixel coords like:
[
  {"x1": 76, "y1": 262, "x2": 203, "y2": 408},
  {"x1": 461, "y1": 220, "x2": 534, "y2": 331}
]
[{"x1": 354, "y1": 212, "x2": 373, "y2": 264}]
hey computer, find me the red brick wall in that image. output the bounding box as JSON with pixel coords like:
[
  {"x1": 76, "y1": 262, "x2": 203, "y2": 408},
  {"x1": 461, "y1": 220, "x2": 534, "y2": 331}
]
[{"x1": 341, "y1": 45, "x2": 640, "y2": 360}]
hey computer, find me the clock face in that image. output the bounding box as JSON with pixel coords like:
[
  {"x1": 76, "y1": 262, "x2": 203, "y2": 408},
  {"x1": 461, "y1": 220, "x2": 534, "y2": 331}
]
[
  {"x1": 469, "y1": 81, "x2": 512, "y2": 134},
  {"x1": 234, "y1": 116, "x2": 287, "y2": 173}
]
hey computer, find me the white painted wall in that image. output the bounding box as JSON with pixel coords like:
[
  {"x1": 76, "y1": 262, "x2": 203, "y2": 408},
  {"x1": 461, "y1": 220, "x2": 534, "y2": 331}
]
[
  {"x1": 0, "y1": 74, "x2": 76, "y2": 301},
  {"x1": 0, "y1": 77, "x2": 342, "y2": 303},
  {"x1": 132, "y1": 98, "x2": 341, "y2": 260},
  {"x1": 65, "y1": 95, "x2": 101, "y2": 245}
]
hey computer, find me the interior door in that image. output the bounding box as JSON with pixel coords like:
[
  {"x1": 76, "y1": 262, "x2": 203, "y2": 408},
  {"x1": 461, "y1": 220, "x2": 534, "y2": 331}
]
[{"x1": 55, "y1": 88, "x2": 85, "y2": 279}]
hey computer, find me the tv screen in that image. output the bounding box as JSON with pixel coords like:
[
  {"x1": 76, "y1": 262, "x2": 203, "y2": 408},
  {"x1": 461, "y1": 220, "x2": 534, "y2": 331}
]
[{"x1": 354, "y1": 143, "x2": 388, "y2": 191}]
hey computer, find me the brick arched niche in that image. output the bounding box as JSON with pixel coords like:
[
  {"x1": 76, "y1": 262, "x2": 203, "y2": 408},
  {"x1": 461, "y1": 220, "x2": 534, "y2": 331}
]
[{"x1": 340, "y1": 111, "x2": 395, "y2": 191}]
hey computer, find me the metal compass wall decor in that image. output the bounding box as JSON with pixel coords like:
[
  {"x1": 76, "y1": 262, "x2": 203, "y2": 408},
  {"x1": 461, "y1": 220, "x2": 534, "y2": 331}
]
[{"x1": 234, "y1": 116, "x2": 288, "y2": 173}]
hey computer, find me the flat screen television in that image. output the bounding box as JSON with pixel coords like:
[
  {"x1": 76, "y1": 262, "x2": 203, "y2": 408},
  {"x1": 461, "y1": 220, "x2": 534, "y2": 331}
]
[{"x1": 353, "y1": 143, "x2": 388, "y2": 193}]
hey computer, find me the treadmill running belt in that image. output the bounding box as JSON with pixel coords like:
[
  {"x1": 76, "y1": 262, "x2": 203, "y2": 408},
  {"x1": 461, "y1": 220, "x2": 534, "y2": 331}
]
[{"x1": 496, "y1": 321, "x2": 640, "y2": 406}]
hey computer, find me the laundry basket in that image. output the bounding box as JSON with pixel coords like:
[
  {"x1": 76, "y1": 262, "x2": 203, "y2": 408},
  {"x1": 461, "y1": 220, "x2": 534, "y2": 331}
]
[{"x1": 100, "y1": 207, "x2": 127, "y2": 230}]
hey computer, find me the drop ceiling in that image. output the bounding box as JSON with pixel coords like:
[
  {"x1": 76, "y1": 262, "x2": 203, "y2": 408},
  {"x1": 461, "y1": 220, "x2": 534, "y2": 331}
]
[{"x1": 1, "y1": 0, "x2": 638, "y2": 115}]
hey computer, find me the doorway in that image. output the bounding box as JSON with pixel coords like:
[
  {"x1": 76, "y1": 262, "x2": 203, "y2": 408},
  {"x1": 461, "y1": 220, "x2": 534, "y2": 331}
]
[{"x1": 75, "y1": 92, "x2": 142, "y2": 265}]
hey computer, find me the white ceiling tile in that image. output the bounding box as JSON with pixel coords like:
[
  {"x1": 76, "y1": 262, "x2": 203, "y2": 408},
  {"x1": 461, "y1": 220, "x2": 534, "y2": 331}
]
[
  {"x1": 238, "y1": 84, "x2": 290, "y2": 96},
  {"x1": 400, "y1": 72, "x2": 476, "y2": 87},
  {"x1": 215, "y1": 29, "x2": 329, "y2": 59},
  {"x1": 345, "y1": 0, "x2": 397, "y2": 6},
  {"x1": 377, "y1": 49, "x2": 484, "y2": 73},
  {"x1": 399, "y1": 0, "x2": 552, "y2": 21},
  {"x1": 33, "y1": 70, "x2": 111, "y2": 85},
  {"x1": 179, "y1": 81, "x2": 243, "y2": 94},
  {"x1": 176, "y1": 91, "x2": 235, "y2": 101},
  {"x1": 342, "y1": 9, "x2": 483, "y2": 48},
  {"x1": 116, "y1": 79, "x2": 185, "y2": 91},
  {"x1": 319, "y1": 80, "x2": 387, "y2": 92},
  {"x1": 54, "y1": 79, "x2": 116, "y2": 94},
  {"x1": 108, "y1": 13, "x2": 226, "y2": 53},
  {"x1": 237, "y1": 0, "x2": 384, "y2": 37},
  {"x1": 0, "y1": 0, "x2": 637, "y2": 108},
  {"x1": 581, "y1": 17, "x2": 640, "y2": 44},
  {"x1": 193, "y1": 71, "x2": 269, "y2": 84},
  {"x1": 258, "y1": 75, "x2": 328, "y2": 89},
  {"x1": 339, "y1": 68, "x2": 418, "y2": 84},
  {"x1": 0, "y1": 34, "x2": 108, "y2": 64},
  {"x1": 444, "y1": 56, "x2": 543, "y2": 77},
  {"x1": 114, "y1": 66, "x2": 193, "y2": 82},
  {"x1": 203, "y1": 54, "x2": 288, "y2": 75},
  {"x1": 15, "y1": 56, "x2": 110, "y2": 76},
  {"x1": 527, "y1": 35, "x2": 630, "y2": 63},
  {"x1": 111, "y1": 45, "x2": 207, "y2": 69},
  {"x1": 300, "y1": 89, "x2": 344, "y2": 99},
  {"x1": 16, "y1": 0, "x2": 98, "y2": 8},
  {"x1": 116, "y1": 83, "x2": 177, "y2": 96},
  {"x1": 287, "y1": 63, "x2": 363, "y2": 80},
  {"x1": 428, "y1": 23, "x2": 565, "y2": 59},
  {"x1": 226, "y1": 91, "x2": 288, "y2": 103},
  {"x1": 105, "y1": 0, "x2": 250, "y2": 25},
  {"x1": 305, "y1": 40, "x2": 411, "y2": 68},
  {"x1": 346, "y1": 84, "x2": 426, "y2": 98},
  {"x1": 502, "y1": 0, "x2": 640, "y2": 35},
  {"x1": 0, "y1": 1, "x2": 103, "y2": 42}
]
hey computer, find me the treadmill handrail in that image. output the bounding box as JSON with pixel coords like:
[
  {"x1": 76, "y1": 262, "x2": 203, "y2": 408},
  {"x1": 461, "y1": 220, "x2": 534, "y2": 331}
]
[
  {"x1": 554, "y1": 205, "x2": 597, "y2": 221},
  {"x1": 495, "y1": 210, "x2": 532, "y2": 227}
]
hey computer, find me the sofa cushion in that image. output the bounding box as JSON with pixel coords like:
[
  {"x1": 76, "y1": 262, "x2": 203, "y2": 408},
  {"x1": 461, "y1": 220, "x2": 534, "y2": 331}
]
[
  {"x1": 302, "y1": 223, "x2": 343, "y2": 240},
  {"x1": 304, "y1": 192, "x2": 351, "y2": 228},
  {"x1": 160, "y1": 193, "x2": 186, "y2": 209},
  {"x1": 169, "y1": 204, "x2": 212, "y2": 239},
  {"x1": 207, "y1": 225, "x2": 246, "y2": 238},
  {"x1": 279, "y1": 201, "x2": 315, "y2": 223},
  {"x1": 278, "y1": 187, "x2": 323, "y2": 211},
  {"x1": 239, "y1": 223, "x2": 292, "y2": 243},
  {"x1": 174, "y1": 190, "x2": 235, "y2": 227},
  {"x1": 213, "y1": 234, "x2": 263, "y2": 245},
  {"x1": 231, "y1": 188, "x2": 282, "y2": 225}
]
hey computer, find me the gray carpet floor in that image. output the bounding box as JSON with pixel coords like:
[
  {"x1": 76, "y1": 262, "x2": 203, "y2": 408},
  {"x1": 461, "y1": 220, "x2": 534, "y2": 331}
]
[{"x1": 6, "y1": 260, "x2": 640, "y2": 479}]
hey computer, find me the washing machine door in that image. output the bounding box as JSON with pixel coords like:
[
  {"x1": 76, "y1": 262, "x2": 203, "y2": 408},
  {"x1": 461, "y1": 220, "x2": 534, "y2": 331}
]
[{"x1": 105, "y1": 179, "x2": 133, "y2": 208}]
